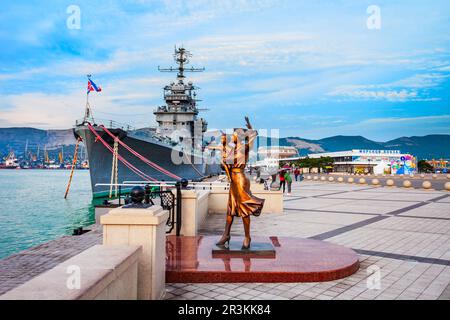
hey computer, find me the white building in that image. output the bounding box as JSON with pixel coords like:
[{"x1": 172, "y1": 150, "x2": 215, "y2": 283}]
[
  {"x1": 257, "y1": 146, "x2": 298, "y2": 160},
  {"x1": 308, "y1": 149, "x2": 416, "y2": 174}
]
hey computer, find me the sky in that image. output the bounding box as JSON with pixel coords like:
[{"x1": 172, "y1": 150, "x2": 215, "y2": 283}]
[{"x1": 0, "y1": 0, "x2": 449, "y2": 141}]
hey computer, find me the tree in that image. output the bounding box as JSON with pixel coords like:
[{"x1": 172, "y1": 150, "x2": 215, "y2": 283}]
[
  {"x1": 418, "y1": 160, "x2": 433, "y2": 173},
  {"x1": 294, "y1": 157, "x2": 334, "y2": 171}
]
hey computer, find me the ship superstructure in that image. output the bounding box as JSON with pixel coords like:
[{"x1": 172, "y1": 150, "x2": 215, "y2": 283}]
[{"x1": 155, "y1": 47, "x2": 207, "y2": 151}]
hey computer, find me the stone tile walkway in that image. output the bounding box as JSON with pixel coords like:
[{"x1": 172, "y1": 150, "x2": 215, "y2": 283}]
[{"x1": 175, "y1": 181, "x2": 450, "y2": 300}]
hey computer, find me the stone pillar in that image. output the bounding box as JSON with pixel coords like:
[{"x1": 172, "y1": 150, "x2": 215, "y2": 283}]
[
  {"x1": 168, "y1": 189, "x2": 210, "y2": 236},
  {"x1": 177, "y1": 189, "x2": 198, "y2": 236},
  {"x1": 101, "y1": 205, "x2": 168, "y2": 300}
]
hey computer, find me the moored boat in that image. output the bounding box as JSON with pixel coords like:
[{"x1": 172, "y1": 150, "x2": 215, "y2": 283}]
[{"x1": 74, "y1": 47, "x2": 221, "y2": 197}]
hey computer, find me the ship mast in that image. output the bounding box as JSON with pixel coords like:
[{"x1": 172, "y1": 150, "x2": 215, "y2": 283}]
[
  {"x1": 158, "y1": 46, "x2": 205, "y2": 80},
  {"x1": 154, "y1": 47, "x2": 208, "y2": 150},
  {"x1": 83, "y1": 74, "x2": 95, "y2": 123}
]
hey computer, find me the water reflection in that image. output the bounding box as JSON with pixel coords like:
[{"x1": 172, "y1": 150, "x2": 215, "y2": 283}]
[
  {"x1": 0, "y1": 170, "x2": 94, "y2": 259},
  {"x1": 166, "y1": 235, "x2": 278, "y2": 273}
]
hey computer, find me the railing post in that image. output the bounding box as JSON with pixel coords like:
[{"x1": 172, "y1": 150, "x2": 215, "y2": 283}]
[{"x1": 175, "y1": 181, "x2": 182, "y2": 236}]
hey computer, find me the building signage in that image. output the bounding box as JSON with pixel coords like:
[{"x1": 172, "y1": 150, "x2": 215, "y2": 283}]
[{"x1": 354, "y1": 150, "x2": 400, "y2": 154}]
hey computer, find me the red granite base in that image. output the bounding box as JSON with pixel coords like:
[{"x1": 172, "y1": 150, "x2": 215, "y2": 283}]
[{"x1": 166, "y1": 236, "x2": 359, "y2": 283}]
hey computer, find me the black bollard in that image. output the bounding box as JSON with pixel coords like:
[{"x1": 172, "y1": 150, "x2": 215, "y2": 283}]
[
  {"x1": 180, "y1": 178, "x2": 189, "y2": 189},
  {"x1": 130, "y1": 186, "x2": 145, "y2": 204},
  {"x1": 123, "y1": 186, "x2": 152, "y2": 209},
  {"x1": 144, "y1": 184, "x2": 151, "y2": 204}
]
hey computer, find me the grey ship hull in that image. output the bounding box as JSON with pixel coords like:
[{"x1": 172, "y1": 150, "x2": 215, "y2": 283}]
[{"x1": 74, "y1": 125, "x2": 221, "y2": 197}]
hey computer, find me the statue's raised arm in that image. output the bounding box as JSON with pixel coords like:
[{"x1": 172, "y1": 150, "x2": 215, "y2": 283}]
[{"x1": 245, "y1": 116, "x2": 252, "y2": 130}]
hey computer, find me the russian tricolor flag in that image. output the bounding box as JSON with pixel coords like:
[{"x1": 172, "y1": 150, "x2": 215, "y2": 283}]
[{"x1": 87, "y1": 79, "x2": 102, "y2": 94}]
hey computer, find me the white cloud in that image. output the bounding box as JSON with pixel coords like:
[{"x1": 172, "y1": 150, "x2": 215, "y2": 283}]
[
  {"x1": 186, "y1": 32, "x2": 315, "y2": 69},
  {"x1": 379, "y1": 73, "x2": 448, "y2": 89},
  {"x1": 0, "y1": 83, "x2": 161, "y2": 129},
  {"x1": 161, "y1": 0, "x2": 279, "y2": 17},
  {"x1": 362, "y1": 115, "x2": 450, "y2": 124},
  {"x1": 0, "y1": 68, "x2": 48, "y2": 81},
  {"x1": 0, "y1": 92, "x2": 84, "y2": 128},
  {"x1": 328, "y1": 73, "x2": 449, "y2": 101},
  {"x1": 1, "y1": 0, "x2": 449, "y2": 134},
  {"x1": 437, "y1": 66, "x2": 450, "y2": 71},
  {"x1": 330, "y1": 88, "x2": 419, "y2": 101}
]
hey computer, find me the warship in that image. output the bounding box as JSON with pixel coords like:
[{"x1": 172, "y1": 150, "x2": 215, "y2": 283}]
[{"x1": 74, "y1": 47, "x2": 222, "y2": 197}]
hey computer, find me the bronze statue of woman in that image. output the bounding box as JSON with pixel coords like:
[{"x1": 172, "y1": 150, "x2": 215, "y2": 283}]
[{"x1": 212, "y1": 117, "x2": 265, "y2": 249}]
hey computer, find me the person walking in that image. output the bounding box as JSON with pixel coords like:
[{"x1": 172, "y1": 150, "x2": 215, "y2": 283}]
[
  {"x1": 294, "y1": 168, "x2": 300, "y2": 181},
  {"x1": 284, "y1": 170, "x2": 292, "y2": 195},
  {"x1": 279, "y1": 170, "x2": 286, "y2": 193}
]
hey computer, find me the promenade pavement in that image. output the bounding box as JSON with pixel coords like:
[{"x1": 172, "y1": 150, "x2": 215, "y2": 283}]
[
  {"x1": 168, "y1": 181, "x2": 450, "y2": 300},
  {"x1": 1, "y1": 180, "x2": 449, "y2": 300}
]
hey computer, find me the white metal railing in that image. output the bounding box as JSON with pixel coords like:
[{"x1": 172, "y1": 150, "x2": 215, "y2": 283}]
[
  {"x1": 75, "y1": 118, "x2": 136, "y2": 131},
  {"x1": 96, "y1": 180, "x2": 230, "y2": 190}
]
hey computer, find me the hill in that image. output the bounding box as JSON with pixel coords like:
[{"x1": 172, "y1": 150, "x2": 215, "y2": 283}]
[
  {"x1": 1, "y1": 127, "x2": 449, "y2": 160},
  {"x1": 260, "y1": 135, "x2": 450, "y2": 159},
  {"x1": 0, "y1": 127, "x2": 76, "y2": 160}
]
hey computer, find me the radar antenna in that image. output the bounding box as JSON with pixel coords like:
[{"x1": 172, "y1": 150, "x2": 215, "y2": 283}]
[{"x1": 158, "y1": 46, "x2": 205, "y2": 80}]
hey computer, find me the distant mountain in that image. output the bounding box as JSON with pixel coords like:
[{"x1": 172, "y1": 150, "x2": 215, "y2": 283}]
[
  {"x1": 0, "y1": 127, "x2": 76, "y2": 160},
  {"x1": 1, "y1": 127, "x2": 449, "y2": 160},
  {"x1": 259, "y1": 134, "x2": 450, "y2": 159},
  {"x1": 383, "y1": 135, "x2": 450, "y2": 159}
]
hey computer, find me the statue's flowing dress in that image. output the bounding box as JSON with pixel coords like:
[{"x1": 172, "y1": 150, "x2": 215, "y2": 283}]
[{"x1": 222, "y1": 130, "x2": 265, "y2": 218}]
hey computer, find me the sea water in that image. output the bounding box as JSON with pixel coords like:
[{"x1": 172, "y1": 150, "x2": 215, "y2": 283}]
[{"x1": 0, "y1": 169, "x2": 95, "y2": 259}]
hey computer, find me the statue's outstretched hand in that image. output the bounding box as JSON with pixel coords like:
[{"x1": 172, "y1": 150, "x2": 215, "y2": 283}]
[{"x1": 245, "y1": 116, "x2": 252, "y2": 129}]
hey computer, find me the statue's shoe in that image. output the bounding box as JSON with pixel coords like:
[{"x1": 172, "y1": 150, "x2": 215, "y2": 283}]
[{"x1": 216, "y1": 235, "x2": 230, "y2": 248}]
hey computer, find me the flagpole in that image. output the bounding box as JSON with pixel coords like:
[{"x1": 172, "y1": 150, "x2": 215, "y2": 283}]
[
  {"x1": 84, "y1": 74, "x2": 92, "y2": 123},
  {"x1": 83, "y1": 91, "x2": 89, "y2": 123}
]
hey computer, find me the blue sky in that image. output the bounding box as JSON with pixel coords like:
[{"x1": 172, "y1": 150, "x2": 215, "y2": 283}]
[{"x1": 0, "y1": 0, "x2": 449, "y2": 141}]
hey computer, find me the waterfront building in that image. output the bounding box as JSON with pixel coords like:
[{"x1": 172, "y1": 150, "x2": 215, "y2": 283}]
[
  {"x1": 426, "y1": 159, "x2": 449, "y2": 173},
  {"x1": 257, "y1": 146, "x2": 298, "y2": 160},
  {"x1": 307, "y1": 149, "x2": 416, "y2": 174}
]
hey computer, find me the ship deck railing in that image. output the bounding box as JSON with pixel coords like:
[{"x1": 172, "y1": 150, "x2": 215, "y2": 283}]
[
  {"x1": 95, "y1": 181, "x2": 230, "y2": 190},
  {"x1": 75, "y1": 118, "x2": 136, "y2": 131}
]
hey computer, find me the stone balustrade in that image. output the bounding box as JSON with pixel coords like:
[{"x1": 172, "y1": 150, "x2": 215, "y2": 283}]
[
  {"x1": 0, "y1": 245, "x2": 141, "y2": 300},
  {"x1": 304, "y1": 174, "x2": 450, "y2": 191},
  {"x1": 101, "y1": 205, "x2": 168, "y2": 300}
]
